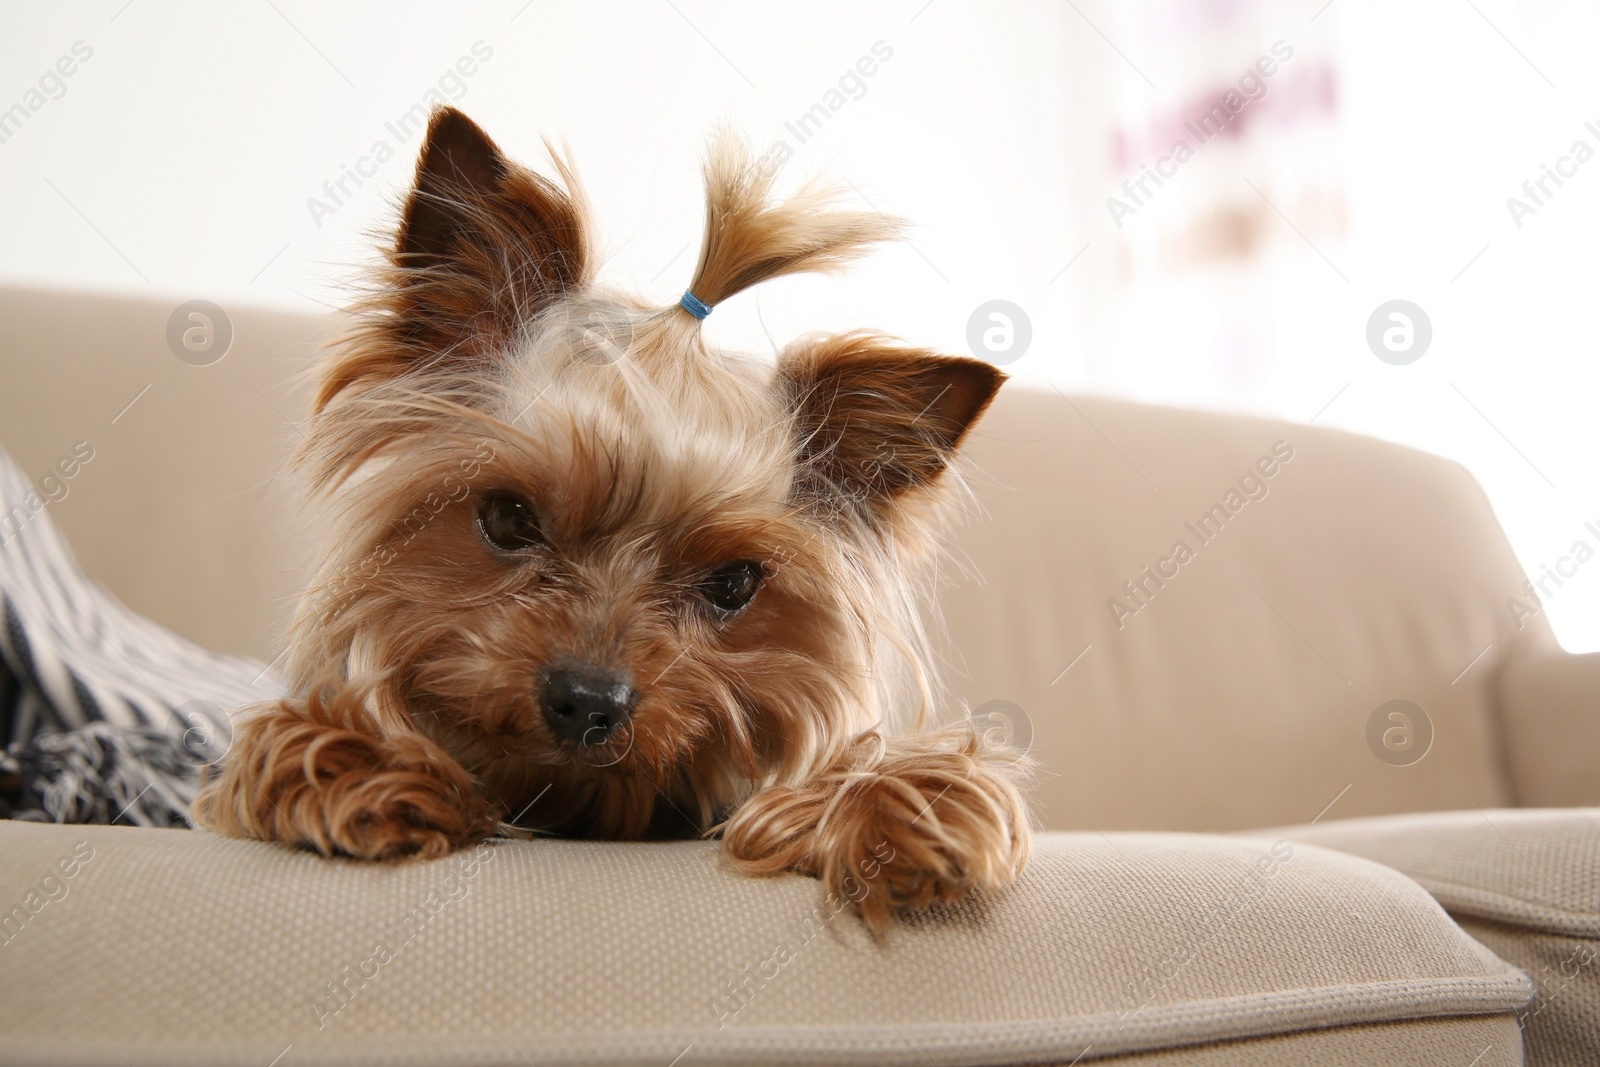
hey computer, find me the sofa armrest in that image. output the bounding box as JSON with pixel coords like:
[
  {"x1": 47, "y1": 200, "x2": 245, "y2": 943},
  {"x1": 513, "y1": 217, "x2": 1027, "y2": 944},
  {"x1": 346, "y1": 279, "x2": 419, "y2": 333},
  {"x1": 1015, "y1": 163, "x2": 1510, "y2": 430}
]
[
  {"x1": 1263, "y1": 808, "x2": 1600, "y2": 1067},
  {"x1": 1498, "y1": 651, "x2": 1600, "y2": 807}
]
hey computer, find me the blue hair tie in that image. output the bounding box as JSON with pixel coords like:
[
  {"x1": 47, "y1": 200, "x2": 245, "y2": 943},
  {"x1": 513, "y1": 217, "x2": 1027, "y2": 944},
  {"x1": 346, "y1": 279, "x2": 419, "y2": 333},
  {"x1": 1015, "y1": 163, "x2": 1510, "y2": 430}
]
[{"x1": 680, "y1": 291, "x2": 713, "y2": 320}]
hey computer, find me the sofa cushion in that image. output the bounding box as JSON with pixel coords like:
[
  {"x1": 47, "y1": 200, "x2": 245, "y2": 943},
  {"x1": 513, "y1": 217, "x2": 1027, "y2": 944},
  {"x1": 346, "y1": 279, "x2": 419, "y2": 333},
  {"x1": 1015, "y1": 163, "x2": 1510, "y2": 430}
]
[
  {"x1": 0, "y1": 823, "x2": 1530, "y2": 1066},
  {"x1": 1270, "y1": 808, "x2": 1599, "y2": 1067}
]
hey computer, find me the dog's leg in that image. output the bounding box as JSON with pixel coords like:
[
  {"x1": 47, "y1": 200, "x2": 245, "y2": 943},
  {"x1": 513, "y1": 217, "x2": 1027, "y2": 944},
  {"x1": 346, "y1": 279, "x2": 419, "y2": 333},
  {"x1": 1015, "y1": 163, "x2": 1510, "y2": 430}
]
[
  {"x1": 722, "y1": 727, "x2": 1030, "y2": 929},
  {"x1": 192, "y1": 689, "x2": 498, "y2": 860}
]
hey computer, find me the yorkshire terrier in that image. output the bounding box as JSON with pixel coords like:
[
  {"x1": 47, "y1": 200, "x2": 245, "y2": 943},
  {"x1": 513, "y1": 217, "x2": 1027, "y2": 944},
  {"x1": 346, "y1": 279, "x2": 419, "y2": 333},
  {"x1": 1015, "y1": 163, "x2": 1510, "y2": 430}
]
[{"x1": 193, "y1": 106, "x2": 1030, "y2": 926}]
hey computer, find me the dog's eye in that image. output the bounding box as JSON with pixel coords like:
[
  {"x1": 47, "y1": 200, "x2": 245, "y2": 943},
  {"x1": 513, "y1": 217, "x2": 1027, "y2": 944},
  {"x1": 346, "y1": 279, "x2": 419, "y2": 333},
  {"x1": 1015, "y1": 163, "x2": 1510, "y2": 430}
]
[
  {"x1": 477, "y1": 493, "x2": 545, "y2": 552},
  {"x1": 698, "y1": 561, "x2": 764, "y2": 614}
]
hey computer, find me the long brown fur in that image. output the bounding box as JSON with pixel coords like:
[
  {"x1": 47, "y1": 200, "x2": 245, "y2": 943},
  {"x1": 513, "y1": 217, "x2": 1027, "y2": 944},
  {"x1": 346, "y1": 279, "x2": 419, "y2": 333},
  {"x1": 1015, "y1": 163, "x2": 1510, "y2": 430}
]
[{"x1": 192, "y1": 106, "x2": 1031, "y2": 928}]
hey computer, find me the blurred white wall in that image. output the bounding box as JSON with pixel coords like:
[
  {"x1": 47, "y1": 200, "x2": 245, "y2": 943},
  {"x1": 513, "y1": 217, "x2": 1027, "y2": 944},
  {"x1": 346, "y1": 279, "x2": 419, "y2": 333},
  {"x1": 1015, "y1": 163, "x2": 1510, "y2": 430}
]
[{"x1": 3, "y1": 0, "x2": 1599, "y2": 650}]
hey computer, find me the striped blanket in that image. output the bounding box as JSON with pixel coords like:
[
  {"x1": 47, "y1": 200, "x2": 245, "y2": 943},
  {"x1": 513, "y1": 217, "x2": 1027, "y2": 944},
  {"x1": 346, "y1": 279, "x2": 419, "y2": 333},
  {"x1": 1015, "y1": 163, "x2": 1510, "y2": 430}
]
[{"x1": 0, "y1": 447, "x2": 283, "y2": 827}]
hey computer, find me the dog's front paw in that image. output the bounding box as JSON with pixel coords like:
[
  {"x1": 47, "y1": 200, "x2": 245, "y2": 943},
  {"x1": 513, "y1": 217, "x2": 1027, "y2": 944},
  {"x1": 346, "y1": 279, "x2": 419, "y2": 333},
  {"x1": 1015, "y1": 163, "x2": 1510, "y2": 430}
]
[
  {"x1": 304, "y1": 730, "x2": 499, "y2": 860},
  {"x1": 722, "y1": 730, "x2": 1031, "y2": 930},
  {"x1": 194, "y1": 695, "x2": 499, "y2": 861},
  {"x1": 812, "y1": 754, "x2": 1027, "y2": 929}
]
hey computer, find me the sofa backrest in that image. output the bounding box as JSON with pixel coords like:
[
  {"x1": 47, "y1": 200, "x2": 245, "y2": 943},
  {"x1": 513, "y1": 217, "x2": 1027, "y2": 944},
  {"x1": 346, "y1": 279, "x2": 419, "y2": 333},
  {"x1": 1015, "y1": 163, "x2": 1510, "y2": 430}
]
[
  {"x1": 938, "y1": 387, "x2": 1555, "y2": 831},
  {"x1": 0, "y1": 286, "x2": 1554, "y2": 832},
  {"x1": 0, "y1": 285, "x2": 315, "y2": 661}
]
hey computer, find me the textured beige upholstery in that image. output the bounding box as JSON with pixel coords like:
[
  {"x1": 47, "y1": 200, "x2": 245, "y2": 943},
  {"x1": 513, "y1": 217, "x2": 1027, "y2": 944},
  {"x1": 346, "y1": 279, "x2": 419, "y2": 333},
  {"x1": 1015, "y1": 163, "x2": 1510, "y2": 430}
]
[
  {"x1": 1269, "y1": 808, "x2": 1600, "y2": 1066},
  {"x1": 937, "y1": 386, "x2": 1559, "y2": 833},
  {"x1": 1077, "y1": 1017, "x2": 1524, "y2": 1066},
  {"x1": 0, "y1": 823, "x2": 1532, "y2": 1066},
  {"x1": 1497, "y1": 653, "x2": 1600, "y2": 808},
  {"x1": 5, "y1": 285, "x2": 1599, "y2": 1064},
  {"x1": 0, "y1": 284, "x2": 315, "y2": 661}
]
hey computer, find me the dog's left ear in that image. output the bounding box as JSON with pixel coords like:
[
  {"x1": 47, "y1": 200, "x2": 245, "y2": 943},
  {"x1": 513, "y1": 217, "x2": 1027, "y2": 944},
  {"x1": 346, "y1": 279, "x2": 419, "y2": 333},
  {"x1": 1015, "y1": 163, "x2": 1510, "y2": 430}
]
[
  {"x1": 782, "y1": 332, "x2": 1003, "y2": 510},
  {"x1": 318, "y1": 107, "x2": 590, "y2": 409}
]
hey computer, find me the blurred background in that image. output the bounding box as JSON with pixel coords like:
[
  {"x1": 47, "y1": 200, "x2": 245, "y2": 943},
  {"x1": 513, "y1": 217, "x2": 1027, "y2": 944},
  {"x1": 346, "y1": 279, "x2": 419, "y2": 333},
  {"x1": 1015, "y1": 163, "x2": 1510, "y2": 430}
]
[{"x1": 3, "y1": 0, "x2": 1599, "y2": 655}]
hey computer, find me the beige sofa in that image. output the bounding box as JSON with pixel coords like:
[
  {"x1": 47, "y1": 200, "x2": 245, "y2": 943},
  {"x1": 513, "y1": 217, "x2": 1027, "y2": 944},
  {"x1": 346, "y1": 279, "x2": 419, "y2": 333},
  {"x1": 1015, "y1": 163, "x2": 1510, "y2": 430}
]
[{"x1": 0, "y1": 284, "x2": 1595, "y2": 1065}]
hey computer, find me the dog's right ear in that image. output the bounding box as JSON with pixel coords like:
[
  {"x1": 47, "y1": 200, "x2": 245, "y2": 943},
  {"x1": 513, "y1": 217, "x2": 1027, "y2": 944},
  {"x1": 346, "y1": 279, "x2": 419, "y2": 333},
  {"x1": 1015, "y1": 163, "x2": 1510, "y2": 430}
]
[
  {"x1": 781, "y1": 331, "x2": 1004, "y2": 518},
  {"x1": 317, "y1": 107, "x2": 591, "y2": 410}
]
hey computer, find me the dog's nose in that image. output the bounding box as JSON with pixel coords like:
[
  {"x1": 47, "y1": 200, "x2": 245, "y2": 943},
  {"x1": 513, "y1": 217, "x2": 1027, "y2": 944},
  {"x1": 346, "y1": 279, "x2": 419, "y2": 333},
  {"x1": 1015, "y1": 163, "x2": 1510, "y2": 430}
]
[{"x1": 540, "y1": 667, "x2": 638, "y2": 746}]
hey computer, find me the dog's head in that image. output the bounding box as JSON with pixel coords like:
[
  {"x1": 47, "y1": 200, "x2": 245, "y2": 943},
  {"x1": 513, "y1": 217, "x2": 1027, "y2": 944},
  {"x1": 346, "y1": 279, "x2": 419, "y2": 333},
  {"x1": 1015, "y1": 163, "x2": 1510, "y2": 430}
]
[{"x1": 290, "y1": 107, "x2": 1003, "y2": 837}]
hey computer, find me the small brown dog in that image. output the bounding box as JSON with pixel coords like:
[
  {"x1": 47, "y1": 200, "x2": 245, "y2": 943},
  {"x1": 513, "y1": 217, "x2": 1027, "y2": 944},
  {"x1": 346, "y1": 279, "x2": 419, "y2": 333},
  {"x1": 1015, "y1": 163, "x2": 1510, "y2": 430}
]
[{"x1": 194, "y1": 106, "x2": 1029, "y2": 926}]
